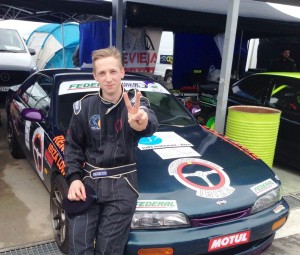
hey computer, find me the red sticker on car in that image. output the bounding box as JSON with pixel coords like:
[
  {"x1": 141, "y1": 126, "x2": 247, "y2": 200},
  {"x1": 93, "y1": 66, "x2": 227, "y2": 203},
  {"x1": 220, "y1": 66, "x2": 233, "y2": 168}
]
[{"x1": 208, "y1": 230, "x2": 251, "y2": 252}]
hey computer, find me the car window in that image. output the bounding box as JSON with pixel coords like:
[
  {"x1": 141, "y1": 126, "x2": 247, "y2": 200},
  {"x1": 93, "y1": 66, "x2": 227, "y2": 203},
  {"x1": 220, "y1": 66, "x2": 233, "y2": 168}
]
[
  {"x1": 20, "y1": 75, "x2": 52, "y2": 115},
  {"x1": 57, "y1": 90, "x2": 195, "y2": 131},
  {"x1": 0, "y1": 28, "x2": 27, "y2": 52},
  {"x1": 232, "y1": 75, "x2": 271, "y2": 103},
  {"x1": 143, "y1": 91, "x2": 195, "y2": 126},
  {"x1": 270, "y1": 78, "x2": 300, "y2": 112},
  {"x1": 57, "y1": 92, "x2": 90, "y2": 130}
]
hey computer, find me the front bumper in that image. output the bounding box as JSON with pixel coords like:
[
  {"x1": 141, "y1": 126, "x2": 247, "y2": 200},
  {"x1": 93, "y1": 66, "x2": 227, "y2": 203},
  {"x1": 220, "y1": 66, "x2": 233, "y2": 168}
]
[{"x1": 125, "y1": 199, "x2": 289, "y2": 255}]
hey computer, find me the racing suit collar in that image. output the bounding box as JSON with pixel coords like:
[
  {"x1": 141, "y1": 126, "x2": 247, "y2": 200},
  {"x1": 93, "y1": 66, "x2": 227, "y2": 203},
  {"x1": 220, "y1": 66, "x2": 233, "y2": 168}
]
[{"x1": 98, "y1": 85, "x2": 125, "y2": 114}]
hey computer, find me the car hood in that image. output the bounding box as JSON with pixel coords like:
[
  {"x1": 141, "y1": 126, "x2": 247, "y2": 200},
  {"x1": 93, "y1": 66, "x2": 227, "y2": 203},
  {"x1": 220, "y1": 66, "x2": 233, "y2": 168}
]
[
  {"x1": 136, "y1": 125, "x2": 280, "y2": 217},
  {"x1": 0, "y1": 52, "x2": 35, "y2": 71}
]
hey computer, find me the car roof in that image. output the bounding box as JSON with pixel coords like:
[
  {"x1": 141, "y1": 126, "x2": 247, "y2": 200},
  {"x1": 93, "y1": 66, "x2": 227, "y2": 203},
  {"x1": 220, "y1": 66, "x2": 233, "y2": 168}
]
[
  {"x1": 258, "y1": 72, "x2": 300, "y2": 79},
  {"x1": 37, "y1": 68, "x2": 157, "y2": 81}
]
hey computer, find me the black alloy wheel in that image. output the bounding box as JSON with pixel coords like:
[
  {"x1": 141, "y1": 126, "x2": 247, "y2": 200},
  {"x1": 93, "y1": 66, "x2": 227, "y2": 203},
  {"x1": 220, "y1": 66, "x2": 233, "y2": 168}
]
[{"x1": 50, "y1": 175, "x2": 69, "y2": 254}]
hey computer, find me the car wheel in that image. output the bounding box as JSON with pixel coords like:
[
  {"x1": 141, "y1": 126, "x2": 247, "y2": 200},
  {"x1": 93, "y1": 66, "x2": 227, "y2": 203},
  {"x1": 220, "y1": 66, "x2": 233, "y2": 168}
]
[
  {"x1": 50, "y1": 175, "x2": 69, "y2": 254},
  {"x1": 165, "y1": 71, "x2": 173, "y2": 84},
  {"x1": 206, "y1": 116, "x2": 215, "y2": 129},
  {"x1": 7, "y1": 120, "x2": 25, "y2": 159}
]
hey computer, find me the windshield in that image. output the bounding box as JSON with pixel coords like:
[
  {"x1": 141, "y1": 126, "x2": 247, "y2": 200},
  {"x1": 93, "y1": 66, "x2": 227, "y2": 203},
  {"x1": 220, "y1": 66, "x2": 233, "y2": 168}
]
[
  {"x1": 0, "y1": 28, "x2": 27, "y2": 53},
  {"x1": 57, "y1": 81, "x2": 196, "y2": 131}
]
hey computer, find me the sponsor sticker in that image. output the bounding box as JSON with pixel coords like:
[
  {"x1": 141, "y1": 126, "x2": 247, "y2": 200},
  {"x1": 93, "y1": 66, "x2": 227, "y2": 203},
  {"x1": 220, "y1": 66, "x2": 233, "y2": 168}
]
[
  {"x1": 168, "y1": 158, "x2": 235, "y2": 199},
  {"x1": 122, "y1": 81, "x2": 170, "y2": 94},
  {"x1": 59, "y1": 80, "x2": 99, "y2": 95},
  {"x1": 154, "y1": 147, "x2": 200, "y2": 160},
  {"x1": 250, "y1": 179, "x2": 278, "y2": 196},
  {"x1": 208, "y1": 230, "x2": 251, "y2": 252},
  {"x1": 25, "y1": 120, "x2": 31, "y2": 149},
  {"x1": 32, "y1": 127, "x2": 44, "y2": 180},
  {"x1": 273, "y1": 204, "x2": 285, "y2": 214},
  {"x1": 136, "y1": 200, "x2": 178, "y2": 211},
  {"x1": 138, "y1": 132, "x2": 192, "y2": 150}
]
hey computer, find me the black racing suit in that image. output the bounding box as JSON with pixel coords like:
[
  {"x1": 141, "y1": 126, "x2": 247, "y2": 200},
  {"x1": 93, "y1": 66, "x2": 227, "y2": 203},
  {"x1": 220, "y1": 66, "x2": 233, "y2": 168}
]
[{"x1": 64, "y1": 88, "x2": 158, "y2": 255}]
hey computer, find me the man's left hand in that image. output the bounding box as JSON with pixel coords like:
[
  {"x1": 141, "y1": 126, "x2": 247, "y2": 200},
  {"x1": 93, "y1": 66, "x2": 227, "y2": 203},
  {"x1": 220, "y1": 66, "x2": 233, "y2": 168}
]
[{"x1": 124, "y1": 91, "x2": 148, "y2": 131}]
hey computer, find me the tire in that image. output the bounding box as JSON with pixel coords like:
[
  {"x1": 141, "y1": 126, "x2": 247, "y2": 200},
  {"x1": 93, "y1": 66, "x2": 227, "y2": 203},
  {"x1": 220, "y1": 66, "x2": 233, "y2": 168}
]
[
  {"x1": 7, "y1": 120, "x2": 25, "y2": 159},
  {"x1": 164, "y1": 70, "x2": 173, "y2": 84},
  {"x1": 50, "y1": 174, "x2": 69, "y2": 254}
]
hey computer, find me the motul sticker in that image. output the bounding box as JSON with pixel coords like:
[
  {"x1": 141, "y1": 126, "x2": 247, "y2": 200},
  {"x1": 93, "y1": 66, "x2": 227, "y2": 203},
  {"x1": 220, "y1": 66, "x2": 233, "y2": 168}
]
[{"x1": 208, "y1": 230, "x2": 251, "y2": 252}]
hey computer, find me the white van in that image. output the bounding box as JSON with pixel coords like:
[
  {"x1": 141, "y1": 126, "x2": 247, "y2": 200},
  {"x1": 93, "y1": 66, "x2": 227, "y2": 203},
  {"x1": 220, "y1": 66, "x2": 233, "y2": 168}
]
[
  {"x1": 0, "y1": 28, "x2": 37, "y2": 93},
  {"x1": 154, "y1": 31, "x2": 174, "y2": 83}
]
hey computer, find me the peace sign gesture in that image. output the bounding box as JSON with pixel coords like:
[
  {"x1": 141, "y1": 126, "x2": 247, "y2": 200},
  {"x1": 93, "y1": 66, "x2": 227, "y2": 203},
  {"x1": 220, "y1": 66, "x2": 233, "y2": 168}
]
[{"x1": 123, "y1": 91, "x2": 149, "y2": 131}]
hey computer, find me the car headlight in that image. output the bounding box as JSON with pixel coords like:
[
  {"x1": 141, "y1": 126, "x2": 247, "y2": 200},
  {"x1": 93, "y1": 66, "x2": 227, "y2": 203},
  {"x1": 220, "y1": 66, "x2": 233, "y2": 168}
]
[
  {"x1": 131, "y1": 212, "x2": 190, "y2": 229},
  {"x1": 251, "y1": 186, "x2": 282, "y2": 214}
]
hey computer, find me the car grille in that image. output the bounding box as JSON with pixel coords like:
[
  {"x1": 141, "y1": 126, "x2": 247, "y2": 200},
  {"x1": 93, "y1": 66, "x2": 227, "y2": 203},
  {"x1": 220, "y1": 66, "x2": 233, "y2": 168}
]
[
  {"x1": 0, "y1": 70, "x2": 31, "y2": 85},
  {"x1": 190, "y1": 208, "x2": 251, "y2": 227}
]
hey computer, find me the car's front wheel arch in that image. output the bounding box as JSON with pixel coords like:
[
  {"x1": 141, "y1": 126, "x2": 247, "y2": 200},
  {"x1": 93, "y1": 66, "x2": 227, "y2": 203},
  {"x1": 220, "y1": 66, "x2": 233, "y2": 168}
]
[{"x1": 7, "y1": 119, "x2": 25, "y2": 159}]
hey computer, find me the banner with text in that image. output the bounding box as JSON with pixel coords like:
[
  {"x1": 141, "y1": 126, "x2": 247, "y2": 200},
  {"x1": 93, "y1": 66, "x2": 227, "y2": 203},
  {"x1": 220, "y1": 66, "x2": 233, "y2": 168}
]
[{"x1": 123, "y1": 27, "x2": 162, "y2": 73}]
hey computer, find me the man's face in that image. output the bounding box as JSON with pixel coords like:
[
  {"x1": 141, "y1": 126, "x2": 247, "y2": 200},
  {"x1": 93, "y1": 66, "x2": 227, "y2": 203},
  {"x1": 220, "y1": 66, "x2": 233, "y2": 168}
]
[
  {"x1": 93, "y1": 56, "x2": 125, "y2": 98},
  {"x1": 282, "y1": 50, "x2": 290, "y2": 59}
]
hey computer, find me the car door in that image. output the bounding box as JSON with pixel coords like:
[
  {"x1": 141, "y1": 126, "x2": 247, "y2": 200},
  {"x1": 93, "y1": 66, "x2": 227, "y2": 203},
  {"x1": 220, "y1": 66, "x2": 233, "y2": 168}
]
[
  {"x1": 17, "y1": 74, "x2": 52, "y2": 180},
  {"x1": 266, "y1": 76, "x2": 300, "y2": 166},
  {"x1": 229, "y1": 74, "x2": 273, "y2": 107}
]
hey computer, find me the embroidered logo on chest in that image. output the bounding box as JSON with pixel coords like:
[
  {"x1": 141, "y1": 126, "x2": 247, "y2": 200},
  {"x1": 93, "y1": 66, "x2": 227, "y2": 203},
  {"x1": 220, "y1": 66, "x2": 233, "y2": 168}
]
[{"x1": 89, "y1": 115, "x2": 101, "y2": 131}]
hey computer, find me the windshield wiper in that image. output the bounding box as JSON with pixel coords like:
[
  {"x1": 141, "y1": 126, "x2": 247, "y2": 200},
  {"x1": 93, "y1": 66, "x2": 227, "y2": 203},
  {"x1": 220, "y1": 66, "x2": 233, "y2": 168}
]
[{"x1": 0, "y1": 49, "x2": 16, "y2": 53}]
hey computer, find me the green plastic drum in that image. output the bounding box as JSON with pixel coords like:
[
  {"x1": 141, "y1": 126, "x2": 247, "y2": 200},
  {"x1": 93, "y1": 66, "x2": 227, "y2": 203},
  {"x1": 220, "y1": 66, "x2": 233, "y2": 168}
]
[{"x1": 225, "y1": 105, "x2": 281, "y2": 168}]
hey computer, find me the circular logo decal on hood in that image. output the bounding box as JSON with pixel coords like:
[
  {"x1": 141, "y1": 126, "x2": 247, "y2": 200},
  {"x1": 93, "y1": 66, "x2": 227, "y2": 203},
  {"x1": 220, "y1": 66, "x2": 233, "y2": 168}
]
[{"x1": 168, "y1": 158, "x2": 235, "y2": 199}]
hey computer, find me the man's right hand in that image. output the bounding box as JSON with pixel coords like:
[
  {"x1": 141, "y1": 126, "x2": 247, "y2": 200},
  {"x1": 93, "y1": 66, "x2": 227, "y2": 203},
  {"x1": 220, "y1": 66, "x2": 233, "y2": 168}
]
[{"x1": 68, "y1": 180, "x2": 86, "y2": 201}]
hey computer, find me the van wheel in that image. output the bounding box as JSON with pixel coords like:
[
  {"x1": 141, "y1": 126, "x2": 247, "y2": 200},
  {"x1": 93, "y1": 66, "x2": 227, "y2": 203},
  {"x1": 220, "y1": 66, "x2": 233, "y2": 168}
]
[
  {"x1": 50, "y1": 175, "x2": 69, "y2": 254},
  {"x1": 165, "y1": 71, "x2": 173, "y2": 84},
  {"x1": 7, "y1": 120, "x2": 25, "y2": 159}
]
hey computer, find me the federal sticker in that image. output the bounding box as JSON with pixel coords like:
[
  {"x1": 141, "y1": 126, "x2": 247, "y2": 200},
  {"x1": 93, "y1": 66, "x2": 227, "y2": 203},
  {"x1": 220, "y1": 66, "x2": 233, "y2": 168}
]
[
  {"x1": 168, "y1": 158, "x2": 235, "y2": 199},
  {"x1": 250, "y1": 179, "x2": 278, "y2": 196},
  {"x1": 138, "y1": 132, "x2": 192, "y2": 150},
  {"x1": 154, "y1": 147, "x2": 200, "y2": 160},
  {"x1": 59, "y1": 80, "x2": 99, "y2": 95},
  {"x1": 136, "y1": 200, "x2": 178, "y2": 211}
]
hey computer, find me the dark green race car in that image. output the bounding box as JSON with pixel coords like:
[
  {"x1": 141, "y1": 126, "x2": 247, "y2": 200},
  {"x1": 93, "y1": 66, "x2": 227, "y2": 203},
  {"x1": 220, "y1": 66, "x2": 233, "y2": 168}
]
[{"x1": 6, "y1": 69, "x2": 289, "y2": 255}]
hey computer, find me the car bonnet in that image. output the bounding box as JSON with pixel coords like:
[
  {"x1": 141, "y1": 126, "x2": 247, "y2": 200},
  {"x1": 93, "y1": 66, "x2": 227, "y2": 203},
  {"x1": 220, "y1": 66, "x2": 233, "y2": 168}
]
[{"x1": 135, "y1": 125, "x2": 280, "y2": 217}]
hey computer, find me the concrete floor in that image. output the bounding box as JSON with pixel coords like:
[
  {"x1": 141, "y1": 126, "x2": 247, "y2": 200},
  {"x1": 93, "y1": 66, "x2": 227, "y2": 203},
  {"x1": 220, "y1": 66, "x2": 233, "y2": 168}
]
[
  {"x1": 0, "y1": 106, "x2": 300, "y2": 254},
  {"x1": 0, "y1": 109, "x2": 54, "y2": 250}
]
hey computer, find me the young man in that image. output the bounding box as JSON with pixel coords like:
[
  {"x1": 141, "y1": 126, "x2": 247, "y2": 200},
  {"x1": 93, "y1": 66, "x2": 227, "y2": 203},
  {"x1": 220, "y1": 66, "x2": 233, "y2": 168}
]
[{"x1": 64, "y1": 47, "x2": 158, "y2": 255}]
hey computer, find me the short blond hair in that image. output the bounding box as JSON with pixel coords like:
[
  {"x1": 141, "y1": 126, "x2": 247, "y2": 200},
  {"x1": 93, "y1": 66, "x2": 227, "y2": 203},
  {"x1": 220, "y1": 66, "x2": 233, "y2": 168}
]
[{"x1": 92, "y1": 47, "x2": 123, "y2": 70}]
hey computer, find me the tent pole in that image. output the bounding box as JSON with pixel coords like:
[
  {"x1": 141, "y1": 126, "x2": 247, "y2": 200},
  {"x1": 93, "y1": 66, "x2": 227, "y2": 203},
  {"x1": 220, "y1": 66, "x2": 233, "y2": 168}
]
[
  {"x1": 112, "y1": 0, "x2": 123, "y2": 53},
  {"x1": 236, "y1": 29, "x2": 244, "y2": 80},
  {"x1": 61, "y1": 23, "x2": 66, "y2": 68},
  {"x1": 215, "y1": 0, "x2": 240, "y2": 134}
]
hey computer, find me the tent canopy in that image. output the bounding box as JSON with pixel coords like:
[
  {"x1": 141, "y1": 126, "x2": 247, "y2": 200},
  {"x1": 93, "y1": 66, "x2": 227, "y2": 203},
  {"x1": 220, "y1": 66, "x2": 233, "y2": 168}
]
[
  {"x1": 1, "y1": 1, "x2": 300, "y2": 38},
  {"x1": 26, "y1": 23, "x2": 79, "y2": 69}
]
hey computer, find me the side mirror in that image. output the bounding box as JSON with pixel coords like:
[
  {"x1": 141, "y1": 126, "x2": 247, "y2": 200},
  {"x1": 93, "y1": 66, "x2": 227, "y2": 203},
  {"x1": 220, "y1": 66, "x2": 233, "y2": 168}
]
[
  {"x1": 28, "y1": 48, "x2": 36, "y2": 56},
  {"x1": 21, "y1": 108, "x2": 44, "y2": 122},
  {"x1": 270, "y1": 97, "x2": 278, "y2": 104}
]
